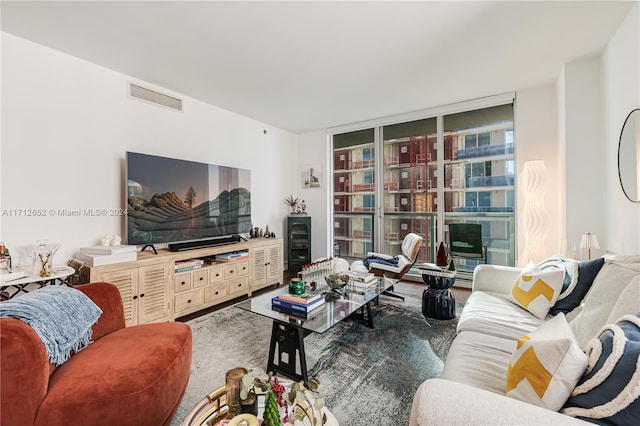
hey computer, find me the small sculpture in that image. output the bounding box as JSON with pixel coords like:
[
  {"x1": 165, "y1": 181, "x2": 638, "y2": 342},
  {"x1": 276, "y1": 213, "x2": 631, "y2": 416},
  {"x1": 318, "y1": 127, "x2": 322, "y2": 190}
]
[{"x1": 436, "y1": 242, "x2": 448, "y2": 267}]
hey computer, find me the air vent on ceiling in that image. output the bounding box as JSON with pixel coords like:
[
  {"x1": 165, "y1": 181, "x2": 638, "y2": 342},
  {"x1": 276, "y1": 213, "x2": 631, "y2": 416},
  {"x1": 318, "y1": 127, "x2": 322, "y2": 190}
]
[{"x1": 128, "y1": 83, "x2": 183, "y2": 112}]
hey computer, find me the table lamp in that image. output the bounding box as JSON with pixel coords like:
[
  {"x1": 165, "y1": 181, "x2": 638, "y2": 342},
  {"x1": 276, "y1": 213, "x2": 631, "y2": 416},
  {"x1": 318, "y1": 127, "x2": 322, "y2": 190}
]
[{"x1": 580, "y1": 233, "x2": 600, "y2": 260}]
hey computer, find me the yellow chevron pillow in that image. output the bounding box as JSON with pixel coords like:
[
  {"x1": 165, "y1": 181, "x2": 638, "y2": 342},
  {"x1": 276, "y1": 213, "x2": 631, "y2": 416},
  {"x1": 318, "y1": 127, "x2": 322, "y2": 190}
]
[
  {"x1": 506, "y1": 313, "x2": 588, "y2": 411},
  {"x1": 509, "y1": 262, "x2": 564, "y2": 319}
]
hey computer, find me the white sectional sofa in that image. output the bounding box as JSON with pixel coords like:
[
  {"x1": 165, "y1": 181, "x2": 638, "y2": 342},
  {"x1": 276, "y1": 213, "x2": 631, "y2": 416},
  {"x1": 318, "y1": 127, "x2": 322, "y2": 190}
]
[{"x1": 410, "y1": 254, "x2": 640, "y2": 425}]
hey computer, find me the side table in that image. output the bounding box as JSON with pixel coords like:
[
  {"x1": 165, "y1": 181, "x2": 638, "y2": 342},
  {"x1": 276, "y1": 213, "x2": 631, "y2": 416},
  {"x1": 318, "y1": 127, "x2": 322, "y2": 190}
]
[
  {"x1": 418, "y1": 265, "x2": 456, "y2": 320},
  {"x1": 0, "y1": 265, "x2": 75, "y2": 300}
]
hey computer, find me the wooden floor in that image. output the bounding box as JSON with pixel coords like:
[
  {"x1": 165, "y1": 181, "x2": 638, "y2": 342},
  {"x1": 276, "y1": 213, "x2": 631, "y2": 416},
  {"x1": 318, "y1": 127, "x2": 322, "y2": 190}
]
[{"x1": 450, "y1": 286, "x2": 472, "y2": 304}]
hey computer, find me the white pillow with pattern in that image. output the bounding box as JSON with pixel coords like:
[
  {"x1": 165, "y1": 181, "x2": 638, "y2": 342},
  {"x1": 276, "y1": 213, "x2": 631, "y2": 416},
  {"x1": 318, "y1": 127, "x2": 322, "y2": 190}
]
[
  {"x1": 506, "y1": 313, "x2": 588, "y2": 411},
  {"x1": 508, "y1": 261, "x2": 564, "y2": 319}
]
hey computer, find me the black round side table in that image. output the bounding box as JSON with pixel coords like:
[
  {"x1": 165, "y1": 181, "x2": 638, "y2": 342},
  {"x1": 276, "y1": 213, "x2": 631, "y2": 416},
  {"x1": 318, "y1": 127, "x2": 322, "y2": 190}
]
[{"x1": 419, "y1": 266, "x2": 456, "y2": 320}]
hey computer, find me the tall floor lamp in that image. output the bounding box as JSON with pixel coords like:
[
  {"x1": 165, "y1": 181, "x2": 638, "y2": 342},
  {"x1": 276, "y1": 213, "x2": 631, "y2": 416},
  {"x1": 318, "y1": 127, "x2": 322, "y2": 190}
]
[
  {"x1": 580, "y1": 233, "x2": 600, "y2": 260},
  {"x1": 519, "y1": 160, "x2": 549, "y2": 265}
]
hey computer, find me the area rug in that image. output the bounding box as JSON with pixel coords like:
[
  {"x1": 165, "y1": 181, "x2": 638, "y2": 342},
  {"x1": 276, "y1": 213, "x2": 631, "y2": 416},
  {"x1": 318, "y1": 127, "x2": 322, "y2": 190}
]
[{"x1": 171, "y1": 282, "x2": 461, "y2": 426}]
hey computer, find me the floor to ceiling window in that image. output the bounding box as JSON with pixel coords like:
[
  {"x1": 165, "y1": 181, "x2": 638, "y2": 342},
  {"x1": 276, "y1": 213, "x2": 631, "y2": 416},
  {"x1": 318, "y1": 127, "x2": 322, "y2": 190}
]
[
  {"x1": 331, "y1": 97, "x2": 515, "y2": 278},
  {"x1": 443, "y1": 104, "x2": 515, "y2": 275},
  {"x1": 333, "y1": 129, "x2": 376, "y2": 260}
]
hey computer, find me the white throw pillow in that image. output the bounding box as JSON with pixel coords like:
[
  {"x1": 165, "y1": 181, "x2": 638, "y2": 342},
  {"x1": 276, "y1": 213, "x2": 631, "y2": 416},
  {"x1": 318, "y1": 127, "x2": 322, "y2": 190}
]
[
  {"x1": 508, "y1": 262, "x2": 564, "y2": 319},
  {"x1": 569, "y1": 260, "x2": 640, "y2": 349},
  {"x1": 506, "y1": 314, "x2": 588, "y2": 411}
]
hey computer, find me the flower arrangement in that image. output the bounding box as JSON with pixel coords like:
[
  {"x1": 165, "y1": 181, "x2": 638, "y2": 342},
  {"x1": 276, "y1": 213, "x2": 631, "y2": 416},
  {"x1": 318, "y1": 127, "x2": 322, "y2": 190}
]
[
  {"x1": 284, "y1": 195, "x2": 300, "y2": 212},
  {"x1": 239, "y1": 370, "x2": 326, "y2": 425}
]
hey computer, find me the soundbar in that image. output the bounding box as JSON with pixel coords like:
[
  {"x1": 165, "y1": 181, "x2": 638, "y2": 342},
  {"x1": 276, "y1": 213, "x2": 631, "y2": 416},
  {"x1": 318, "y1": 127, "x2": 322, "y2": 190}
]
[{"x1": 168, "y1": 235, "x2": 241, "y2": 252}]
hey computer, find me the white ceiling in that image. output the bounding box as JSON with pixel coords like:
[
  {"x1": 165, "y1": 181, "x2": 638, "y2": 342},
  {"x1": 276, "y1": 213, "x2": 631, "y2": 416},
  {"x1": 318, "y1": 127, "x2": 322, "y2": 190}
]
[{"x1": 1, "y1": 1, "x2": 635, "y2": 134}]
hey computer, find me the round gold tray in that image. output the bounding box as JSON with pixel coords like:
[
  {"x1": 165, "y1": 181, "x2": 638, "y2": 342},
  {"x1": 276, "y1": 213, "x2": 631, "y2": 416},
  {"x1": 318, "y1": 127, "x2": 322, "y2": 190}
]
[{"x1": 181, "y1": 381, "x2": 335, "y2": 426}]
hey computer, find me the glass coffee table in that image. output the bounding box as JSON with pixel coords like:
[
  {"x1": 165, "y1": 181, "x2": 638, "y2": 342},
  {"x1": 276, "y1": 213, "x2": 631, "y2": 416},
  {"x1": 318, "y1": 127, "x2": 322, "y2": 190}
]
[{"x1": 236, "y1": 277, "x2": 391, "y2": 383}]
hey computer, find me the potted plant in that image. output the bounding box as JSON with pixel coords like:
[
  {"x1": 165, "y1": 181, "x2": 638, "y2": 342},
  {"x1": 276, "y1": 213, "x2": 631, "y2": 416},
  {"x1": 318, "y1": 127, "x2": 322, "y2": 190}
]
[
  {"x1": 284, "y1": 195, "x2": 300, "y2": 215},
  {"x1": 282, "y1": 379, "x2": 326, "y2": 425},
  {"x1": 239, "y1": 371, "x2": 271, "y2": 416}
]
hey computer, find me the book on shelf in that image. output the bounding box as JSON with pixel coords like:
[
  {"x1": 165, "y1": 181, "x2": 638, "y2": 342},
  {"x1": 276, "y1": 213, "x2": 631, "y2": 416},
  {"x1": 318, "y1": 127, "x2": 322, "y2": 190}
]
[
  {"x1": 75, "y1": 251, "x2": 137, "y2": 266},
  {"x1": 78, "y1": 245, "x2": 137, "y2": 255},
  {"x1": 216, "y1": 251, "x2": 248, "y2": 261},
  {"x1": 271, "y1": 295, "x2": 325, "y2": 312},
  {"x1": 271, "y1": 303, "x2": 324, "y2": 320},
  {"x1": 215, "y1": 255, "x2": 249, "y2": 263},
  {"x1": 175, "y1": 259, "x2": 205, "y2": 269},
  {"x1": 175, "y1": 264, "x2": 204, "y2": 273},
  {"x1": 277, "y1": 291, "x2": 324, "y2": 305}
]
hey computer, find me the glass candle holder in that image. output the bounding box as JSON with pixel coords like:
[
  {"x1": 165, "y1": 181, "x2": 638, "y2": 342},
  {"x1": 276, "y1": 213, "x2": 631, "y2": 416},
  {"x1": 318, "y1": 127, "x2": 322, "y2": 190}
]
[{"x1": 225, "y1": 367, "x2": 246, "y2": 419}]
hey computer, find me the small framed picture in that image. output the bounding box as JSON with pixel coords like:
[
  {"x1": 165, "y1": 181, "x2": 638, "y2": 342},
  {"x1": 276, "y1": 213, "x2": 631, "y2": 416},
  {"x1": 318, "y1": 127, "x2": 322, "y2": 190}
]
[{"x1": 302, "y1": 167, "x2": 321, "y2": 189}]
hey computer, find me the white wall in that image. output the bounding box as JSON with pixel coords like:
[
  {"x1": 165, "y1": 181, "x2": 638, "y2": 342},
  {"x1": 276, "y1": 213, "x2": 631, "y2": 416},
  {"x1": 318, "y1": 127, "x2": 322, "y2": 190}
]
[
  {"x1": 297, "y1": 130, "x2": 330, "y2": 261},
  {"x1": 0, "y1": 34, "x2": 300, "y2": 265},
  {"x1": 562, "y1": 55, "x2": 606, "y2": 259},
  {"x1": 515, "y1": 84, "x2": 563, "y2": 265},
  {"x1": 602, "y1": 3, "x2": 640, "y2": 255}
]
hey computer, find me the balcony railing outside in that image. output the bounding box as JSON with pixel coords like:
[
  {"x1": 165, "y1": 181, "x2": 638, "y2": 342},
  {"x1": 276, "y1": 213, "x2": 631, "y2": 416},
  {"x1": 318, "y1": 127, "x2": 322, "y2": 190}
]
[{"x1": 456, "y1": 143, "x2": 514, "y2": 160}]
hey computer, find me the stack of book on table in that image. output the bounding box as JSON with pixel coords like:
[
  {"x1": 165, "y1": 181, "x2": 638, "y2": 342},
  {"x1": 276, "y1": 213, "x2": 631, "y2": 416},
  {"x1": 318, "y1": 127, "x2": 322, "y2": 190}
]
[
  {"x1": 75, "y1": 245, "x2": 137, "y2": 266},
  {"x1": 271, "y1": 291, "x2": 325, "y2": 320},
  {"x1": 347, "y1": 271, "x2": 378, "y2": 293},
  {"x1": 216, "y1": 251, "x2": 249, "y2": 262},
  {"x1": 419, "y1": 262, "x2": 456, "y2": 278},
  {"x1": 175, "y1": 259, "x2": 205, "y2": 273}
]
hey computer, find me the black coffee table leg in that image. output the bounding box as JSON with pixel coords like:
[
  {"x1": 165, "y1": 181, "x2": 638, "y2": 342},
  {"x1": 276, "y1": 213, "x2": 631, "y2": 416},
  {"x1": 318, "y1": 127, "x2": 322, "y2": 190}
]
[
  {"x1": 348, "y1": 301, "x2": 375, "y2": 328},
  {"x1": 267, "y1": 321, "x2": 311, "y2": 383}
]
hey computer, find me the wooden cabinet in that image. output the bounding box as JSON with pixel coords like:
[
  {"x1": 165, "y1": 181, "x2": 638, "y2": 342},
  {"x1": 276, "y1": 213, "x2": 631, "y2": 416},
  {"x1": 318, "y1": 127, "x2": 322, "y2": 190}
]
[
  {"x1": 93, "y1": 263, "x2": 170, "y2": 326},
  {"x1": 172, "y1": 258, "x2": 250, "y2": 317},
  {"x1": 252, "y1": 239, "x2": 283, "y2": 290},
  {"x1": 82, "y1": 239, "x2": 283, "y2": 323}
]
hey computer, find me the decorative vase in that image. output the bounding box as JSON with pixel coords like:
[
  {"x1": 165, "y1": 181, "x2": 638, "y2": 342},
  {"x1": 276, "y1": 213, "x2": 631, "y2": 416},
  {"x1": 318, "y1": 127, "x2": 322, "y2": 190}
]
[
  {"x1": 240, "y1": 390, "x2": 258, "y2": 416},
  {"x1": 289, "y1": 278, "x2": 305, "y2": 295},
  {"x1": 436, "y1": 242, "x2": 448, "y2": 267},
  {"x1": 34, "y1": 240, "x2": 52, "y2": 277},
  {"x1": 225, "y1": 367, "x2": 247, "y2": 419}
]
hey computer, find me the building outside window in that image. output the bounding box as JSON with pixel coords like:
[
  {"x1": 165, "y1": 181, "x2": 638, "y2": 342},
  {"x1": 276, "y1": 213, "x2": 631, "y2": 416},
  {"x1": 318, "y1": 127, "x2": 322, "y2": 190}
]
[{"x1": 331, "y1": 99, "x2": 515, "y2": 279}]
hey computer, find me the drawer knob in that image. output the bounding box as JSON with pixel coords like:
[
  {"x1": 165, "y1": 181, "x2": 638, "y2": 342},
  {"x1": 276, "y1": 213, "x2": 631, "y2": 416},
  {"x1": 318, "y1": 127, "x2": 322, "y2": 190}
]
[
  {"x1": 199, "y1": 277, "x2": 204, "y2": 281},
  {"x1": 187, "y1": 299, "x2": 192, "y2": 303},
  {"x1": 215, "y1": 291, "x2": 219, "y2": 295}
]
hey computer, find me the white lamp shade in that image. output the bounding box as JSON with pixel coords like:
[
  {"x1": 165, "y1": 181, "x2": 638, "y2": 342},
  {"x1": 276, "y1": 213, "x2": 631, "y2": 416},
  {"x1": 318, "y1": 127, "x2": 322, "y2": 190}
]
[{"x1": 580, "y1": 233, "x2": 600, "y2": 249}]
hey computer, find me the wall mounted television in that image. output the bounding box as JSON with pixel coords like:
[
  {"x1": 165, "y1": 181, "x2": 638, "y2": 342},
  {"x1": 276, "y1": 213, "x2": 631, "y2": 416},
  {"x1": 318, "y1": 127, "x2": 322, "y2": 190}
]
[{"x1": 126, "y1": 151, "x2": 251, "y2": 249}]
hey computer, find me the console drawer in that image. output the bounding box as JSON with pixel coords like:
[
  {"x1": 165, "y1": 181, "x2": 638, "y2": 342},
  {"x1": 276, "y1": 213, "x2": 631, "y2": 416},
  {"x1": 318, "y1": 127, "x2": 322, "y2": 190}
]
[
  {"x1": 204, "y1": 282, "x2": 229, "y2": 304},
  {"x1": 209, "y1": 265, "x2": 224, "y2": 284},
  {"x1": 174, "y1": 272, "x2": 192, "y2": 293},
  {"x1": 192, "y1": 269, "x2": 209, "y2": 288},
  {"x1": 174, "y1": 289, "x2": 204, "y2": 313},
  {"x1": 228, "y1": 276, "x2": 249, "y2": 296},
  {"x1": 224, "y1": 260, "x2": 249, "y2": 279}
]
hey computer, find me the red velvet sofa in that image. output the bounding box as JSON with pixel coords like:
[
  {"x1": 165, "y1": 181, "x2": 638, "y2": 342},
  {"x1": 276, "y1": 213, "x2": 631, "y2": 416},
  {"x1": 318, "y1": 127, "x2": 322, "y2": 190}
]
[{"x1": 0, "y1": 282, "x2": 192, "y2": 426}]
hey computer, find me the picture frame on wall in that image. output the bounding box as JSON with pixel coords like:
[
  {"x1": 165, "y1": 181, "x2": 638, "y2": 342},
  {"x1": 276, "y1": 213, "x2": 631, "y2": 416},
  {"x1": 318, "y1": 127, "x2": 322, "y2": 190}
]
[{"x1": 302, "y1": 166, "x2": 321, "y2": 189}]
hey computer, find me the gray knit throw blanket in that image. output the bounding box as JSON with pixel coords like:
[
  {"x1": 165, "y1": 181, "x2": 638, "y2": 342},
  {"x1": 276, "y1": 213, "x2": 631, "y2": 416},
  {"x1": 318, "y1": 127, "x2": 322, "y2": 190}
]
[{"x1": 0, "y1": 285, "x2": 103, "y2": 365}]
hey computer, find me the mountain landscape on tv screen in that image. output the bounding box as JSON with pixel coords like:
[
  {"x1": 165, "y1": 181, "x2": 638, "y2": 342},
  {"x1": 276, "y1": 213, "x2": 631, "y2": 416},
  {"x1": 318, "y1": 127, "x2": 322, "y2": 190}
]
[{"x1": 127, "y1": 187, "x2": 251, "y2": 245}]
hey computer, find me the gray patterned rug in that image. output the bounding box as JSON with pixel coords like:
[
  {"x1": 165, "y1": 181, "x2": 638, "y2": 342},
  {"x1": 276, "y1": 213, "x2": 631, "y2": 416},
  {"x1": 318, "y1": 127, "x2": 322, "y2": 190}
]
[{"x1": 171, "y1": 282, "x2": 460, "y2": 426}]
